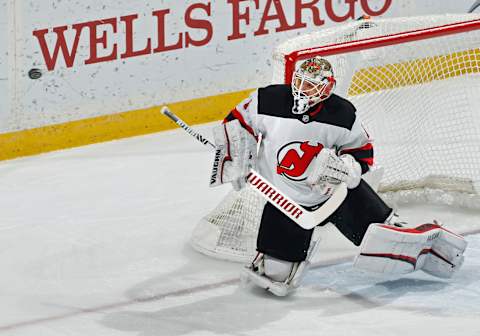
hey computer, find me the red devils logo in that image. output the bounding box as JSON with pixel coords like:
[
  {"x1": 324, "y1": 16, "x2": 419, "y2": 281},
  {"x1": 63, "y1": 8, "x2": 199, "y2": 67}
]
[{"x1": 277, "y1": 141, "x2": 324, "y2": 181}]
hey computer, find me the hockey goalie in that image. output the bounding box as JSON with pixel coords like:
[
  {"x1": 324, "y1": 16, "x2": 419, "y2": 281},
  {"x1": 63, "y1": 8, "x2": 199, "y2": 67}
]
[{"x1": 209, "y1": 56, "x2": 468, "y2": 296}]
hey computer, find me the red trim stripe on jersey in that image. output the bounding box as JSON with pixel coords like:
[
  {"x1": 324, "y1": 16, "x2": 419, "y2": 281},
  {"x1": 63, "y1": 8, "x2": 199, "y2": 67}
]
[
  {"x1": 340, "y1": 142, "x2": 373, "y2": 153},
  {"x1": 340, "y1": 142, "x2": 374, "y2": 166},
  {"x1": 223, "y1": 102, "x2": 257, "y2": 139}
]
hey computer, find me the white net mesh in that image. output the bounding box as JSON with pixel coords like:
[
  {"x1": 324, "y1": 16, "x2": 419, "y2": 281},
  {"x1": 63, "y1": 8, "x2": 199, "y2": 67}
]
[
  {"x1": 190, "y1": 188, "x2": 265, "y2": 262},
  {"x1": 191, "y1": 14, "x2": 480, "y2": 262}
]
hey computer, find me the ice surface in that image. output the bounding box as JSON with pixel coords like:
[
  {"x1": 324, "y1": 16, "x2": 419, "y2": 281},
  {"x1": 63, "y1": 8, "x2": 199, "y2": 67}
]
[{"x1": 0, "y1": 124, "x2": 479, "y2": 336}]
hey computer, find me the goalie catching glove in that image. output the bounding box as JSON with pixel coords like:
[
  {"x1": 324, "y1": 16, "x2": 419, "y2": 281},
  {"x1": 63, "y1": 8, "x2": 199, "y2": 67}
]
[
  {"x1": 307, "y1": 148, "x2": 362, "y2": 195},
  {"x1": 210, "y1": 119, "x2": 257, "y2": 190}
]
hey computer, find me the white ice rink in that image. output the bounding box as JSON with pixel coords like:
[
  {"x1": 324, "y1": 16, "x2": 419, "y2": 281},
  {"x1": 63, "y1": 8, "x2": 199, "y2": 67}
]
[{"x1": 1, "y1": 124, "x2": 479, "y2": 336}]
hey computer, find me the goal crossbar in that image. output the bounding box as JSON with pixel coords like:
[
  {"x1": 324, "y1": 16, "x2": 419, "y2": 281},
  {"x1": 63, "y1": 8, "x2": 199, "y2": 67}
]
[{"x1": 284, "y1": 18, "x2": 480, "y2": 83}]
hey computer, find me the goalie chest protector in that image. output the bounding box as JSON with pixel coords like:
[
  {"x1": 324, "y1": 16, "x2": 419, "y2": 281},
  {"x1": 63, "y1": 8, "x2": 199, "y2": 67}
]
[{"x1": 252, "y1": 84, "x2": 362, "y2": 207}]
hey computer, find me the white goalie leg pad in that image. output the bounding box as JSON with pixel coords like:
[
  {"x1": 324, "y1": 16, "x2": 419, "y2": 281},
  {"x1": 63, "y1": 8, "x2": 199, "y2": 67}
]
[
  {"x1": 422, "y1": 253, "x2": 465, "y2": 279},
  {"x1": 421, "y1": 227, "x2": 467, "y2": 278},
  {"x1": 354, "y1": 223, "x2": 430, "y2": 275},
  {"x1": 241, "y1": 228, "x2": 322, "y2": 296},
  {"x1": 354, "y1": 221, "x2": 467, "y2": 278}
]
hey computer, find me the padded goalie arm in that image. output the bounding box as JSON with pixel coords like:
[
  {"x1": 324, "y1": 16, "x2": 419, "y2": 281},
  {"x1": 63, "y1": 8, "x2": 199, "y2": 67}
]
[
  {"x1": 223, "y1": 91, "x2": 259, "y2": 138},
  {"x1": 338, "y1": 116, "x2": 374, "y2": 174}
]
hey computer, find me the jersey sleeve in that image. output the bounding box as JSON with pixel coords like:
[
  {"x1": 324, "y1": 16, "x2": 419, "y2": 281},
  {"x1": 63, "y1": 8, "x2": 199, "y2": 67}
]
[
  {"x1": 337, "y1": 115, "x2": 374, "y2": 174},
  {"x1": 223, "y1": 90, "x2": 259, "y2": 138}
]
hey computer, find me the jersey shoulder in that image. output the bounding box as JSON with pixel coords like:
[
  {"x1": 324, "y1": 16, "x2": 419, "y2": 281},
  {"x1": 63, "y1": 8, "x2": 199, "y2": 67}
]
[
  {"x1": 257, "y1": 84, "x2": 294, "y2": 118},
  {"x1": 317, "y1": 94, "x2": 357, "y2": 130}
]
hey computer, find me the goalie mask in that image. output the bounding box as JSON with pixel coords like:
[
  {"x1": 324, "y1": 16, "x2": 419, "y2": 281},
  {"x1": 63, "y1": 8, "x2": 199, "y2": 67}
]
[{"x1": 291, "y1": 57, "x2": 336, "y2": 114}]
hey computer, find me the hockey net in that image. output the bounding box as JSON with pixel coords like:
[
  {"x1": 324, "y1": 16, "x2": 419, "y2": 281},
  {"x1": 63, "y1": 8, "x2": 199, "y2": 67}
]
[{"x1": 191, "y1": 14, "x2": 480, "y2": 263}]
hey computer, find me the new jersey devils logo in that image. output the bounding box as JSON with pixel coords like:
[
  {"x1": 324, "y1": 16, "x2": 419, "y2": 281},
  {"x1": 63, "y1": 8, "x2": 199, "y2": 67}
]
[{"x1": 277, "y1": 141, "x2": 324, "y2": 181}]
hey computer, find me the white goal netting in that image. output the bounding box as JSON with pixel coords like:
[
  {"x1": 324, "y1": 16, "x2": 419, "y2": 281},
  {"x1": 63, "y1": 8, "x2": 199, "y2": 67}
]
[{"x1": 191, "y1": 14, "x2": 480, "y2": 263}]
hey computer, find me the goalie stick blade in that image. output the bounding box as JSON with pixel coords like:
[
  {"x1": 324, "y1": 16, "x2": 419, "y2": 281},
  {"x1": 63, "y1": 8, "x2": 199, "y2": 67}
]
[{"x1": 246, "y1": 171, "x2": 347, "y2": 230}]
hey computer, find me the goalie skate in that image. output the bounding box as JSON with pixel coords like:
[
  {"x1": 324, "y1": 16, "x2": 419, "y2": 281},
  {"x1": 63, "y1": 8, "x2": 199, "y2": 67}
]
[
  {"x1": 241, "y1": 260, "x2": 291, "y2": 297},
  {"x1": 241, "y1": 228, "x2": 322, "y2": 296},
  {"x1": 241, "y1": 253, "x2": 303, "y2": 297}
]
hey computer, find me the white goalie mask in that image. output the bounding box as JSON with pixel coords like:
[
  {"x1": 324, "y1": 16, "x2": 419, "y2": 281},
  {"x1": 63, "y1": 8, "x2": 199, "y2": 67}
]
[{"x1": 291, "y1": 57, "x2": 336, "y2": 114}]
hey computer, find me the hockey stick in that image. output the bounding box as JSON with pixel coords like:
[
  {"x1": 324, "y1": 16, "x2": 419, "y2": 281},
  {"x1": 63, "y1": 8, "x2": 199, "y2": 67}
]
[{"x1": 160, "y1": 106, "x2": 347, "y2": 230}]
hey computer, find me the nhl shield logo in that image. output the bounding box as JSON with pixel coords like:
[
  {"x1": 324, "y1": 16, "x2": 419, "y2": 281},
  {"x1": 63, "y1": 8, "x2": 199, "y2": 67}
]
[{"x1": 302, "y1": 115, "x2": 310, "y2": 123}]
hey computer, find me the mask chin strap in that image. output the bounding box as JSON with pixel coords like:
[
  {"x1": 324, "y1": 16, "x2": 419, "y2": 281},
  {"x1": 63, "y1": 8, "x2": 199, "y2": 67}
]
[{"x1": 292, "y1": 95, "x2": 310, "y2": 114}]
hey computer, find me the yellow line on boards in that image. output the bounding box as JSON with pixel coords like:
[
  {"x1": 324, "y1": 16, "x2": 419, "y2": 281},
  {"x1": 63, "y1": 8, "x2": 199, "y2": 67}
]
[
  {"x1": 0, "y1": 89, "x2": 254, "y2": 161},
  {"x1": 1, "y1": 47, "x2": 478, "y2": 162}
]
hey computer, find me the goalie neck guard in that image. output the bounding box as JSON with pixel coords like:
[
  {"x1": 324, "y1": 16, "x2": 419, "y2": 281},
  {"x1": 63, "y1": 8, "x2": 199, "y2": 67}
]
[{"x1": 291, "y1": 57, "x2": 336, "y2": 114}]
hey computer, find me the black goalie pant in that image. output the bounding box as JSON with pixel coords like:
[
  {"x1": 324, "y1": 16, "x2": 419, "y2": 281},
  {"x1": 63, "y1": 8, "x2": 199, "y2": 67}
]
[{"x1": 256, "y1": 180, "x2": 393, "y2": 262}]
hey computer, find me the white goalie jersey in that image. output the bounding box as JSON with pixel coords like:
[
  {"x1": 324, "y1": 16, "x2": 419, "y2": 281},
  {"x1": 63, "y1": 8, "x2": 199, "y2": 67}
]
[{"x1": 223, "y1": 84, "x2": 373, "y2": 207}]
